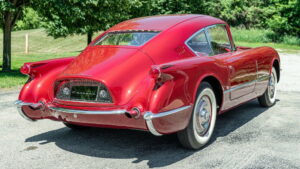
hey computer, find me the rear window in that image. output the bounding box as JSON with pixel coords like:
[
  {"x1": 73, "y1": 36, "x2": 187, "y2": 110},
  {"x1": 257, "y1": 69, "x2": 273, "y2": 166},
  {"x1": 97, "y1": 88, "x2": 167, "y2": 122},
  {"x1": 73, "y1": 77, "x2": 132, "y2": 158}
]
[{"x1": 94, "y1": 31, "x2": 159, "y2": 46}]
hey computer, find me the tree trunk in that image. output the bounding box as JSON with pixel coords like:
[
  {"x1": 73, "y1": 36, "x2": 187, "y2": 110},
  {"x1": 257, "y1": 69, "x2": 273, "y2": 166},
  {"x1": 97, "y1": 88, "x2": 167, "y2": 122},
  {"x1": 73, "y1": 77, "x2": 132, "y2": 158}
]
[
  {"x1": 2, "y1": 14, "x2": 12, "y2": 72},
  {"x1": 87, "y1": 32, "x2": 93, "y2": 45}
]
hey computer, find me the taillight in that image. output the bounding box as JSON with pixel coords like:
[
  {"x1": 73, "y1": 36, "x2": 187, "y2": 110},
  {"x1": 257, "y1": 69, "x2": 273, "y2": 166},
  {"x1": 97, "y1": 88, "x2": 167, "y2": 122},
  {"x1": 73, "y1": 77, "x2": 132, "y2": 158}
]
[
  {"x1": 20, "y1": 64, "x2": 31, "y2": 75},
  {"x1": 150, "y1": 66, "x2": 161, "y2": 79},
  {"x1": 150, "y1": 66, "x2": 174, "y2": 90},
  {"x1": 20, "y1": 63, "x2": 46, "y2": 76}
]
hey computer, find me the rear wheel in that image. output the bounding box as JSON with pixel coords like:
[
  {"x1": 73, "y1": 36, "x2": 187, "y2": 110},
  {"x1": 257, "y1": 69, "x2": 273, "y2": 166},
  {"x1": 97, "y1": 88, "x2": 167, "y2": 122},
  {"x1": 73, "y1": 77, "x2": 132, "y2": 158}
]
[
  {"x1": 63, "y1": 122, "x2": 86, "y2": 130},
  {"x1": 258, "y1": 67, "x2": 277, "y2": 107},
  {"x1": 177, "y1": 82, "x2": 217, "y2": 149}
]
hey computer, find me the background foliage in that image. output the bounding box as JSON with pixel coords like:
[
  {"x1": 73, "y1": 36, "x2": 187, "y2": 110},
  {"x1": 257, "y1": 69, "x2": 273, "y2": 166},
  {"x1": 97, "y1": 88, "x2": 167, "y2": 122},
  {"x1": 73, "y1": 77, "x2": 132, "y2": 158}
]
[
  {"x1": 14, "y1": 7, "x2": 41, "y2": 30},
  {"x1": 32, "y1": 0, "x2": 137, "y2": 43},
  {"x1": 3, "y1": 0, "x2": 298, "y2": 44}
]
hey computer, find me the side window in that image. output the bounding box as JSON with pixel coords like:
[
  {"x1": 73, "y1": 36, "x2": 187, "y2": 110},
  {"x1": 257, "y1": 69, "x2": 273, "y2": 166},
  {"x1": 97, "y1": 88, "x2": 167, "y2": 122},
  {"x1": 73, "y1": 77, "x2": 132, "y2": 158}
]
[
  {"x1": 186, "y1": 31, "x2": 213, "y2": 56},
  {"x1": 206, "y1": 25, "x2": 232, "y2": 55}
]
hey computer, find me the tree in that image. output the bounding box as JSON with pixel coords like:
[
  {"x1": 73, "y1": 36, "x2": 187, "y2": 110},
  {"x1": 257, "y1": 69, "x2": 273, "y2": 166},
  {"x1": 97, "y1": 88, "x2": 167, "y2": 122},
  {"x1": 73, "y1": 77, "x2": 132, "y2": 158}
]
[
  {"x1": 131, "y1": 0, "x2": 204, "y2": 17},
  {"x1": 1, "y1": 0, "x2": 29, "y2": 71},
  {"x1": 0, "y1": 0, "x2": 136, "y2": 71},
  {"x1": 34, "y1": 0, "x2": 137, "y2": 45},
  {"x1": 202, "y1": 0, "x2": 275, "y2": 28},
  {"x1": 267, "y1": 0, "x2": 300, "y2": 37},
  {"x1": 15, "y1": 7, "x2": 42, "y2": 30}
]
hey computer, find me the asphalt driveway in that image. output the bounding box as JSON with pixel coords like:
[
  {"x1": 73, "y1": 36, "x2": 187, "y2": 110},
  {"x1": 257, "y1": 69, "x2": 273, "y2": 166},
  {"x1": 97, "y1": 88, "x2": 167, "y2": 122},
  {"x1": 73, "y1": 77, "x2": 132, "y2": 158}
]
[{"x1": 0, "y1": 52, "x2": 299, "y2": 169}]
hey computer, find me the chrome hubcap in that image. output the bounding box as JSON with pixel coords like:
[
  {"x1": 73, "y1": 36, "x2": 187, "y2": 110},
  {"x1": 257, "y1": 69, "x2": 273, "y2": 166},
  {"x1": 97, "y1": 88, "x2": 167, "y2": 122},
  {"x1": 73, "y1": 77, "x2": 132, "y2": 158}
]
[
  {"x1": 195, "y1": 95, "x2": 212, "y2": 136},
  {"x1": 268, "y1": 72, "x2": 276, "y2": 99}
]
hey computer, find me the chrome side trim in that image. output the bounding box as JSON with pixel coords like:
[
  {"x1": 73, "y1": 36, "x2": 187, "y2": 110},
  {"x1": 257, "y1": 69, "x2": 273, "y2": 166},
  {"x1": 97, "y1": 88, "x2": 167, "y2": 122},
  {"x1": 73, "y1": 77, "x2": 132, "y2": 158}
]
[
  {"x1": 14, "y1": 100, "x2": 40, "y2": 122},
  {"x1": 257, "y1": 74, "x2": 270, "y2": 82},
  {"x1": 143, "y1": 106, "x2": 192, "y2": 136},
  {"x1": 224, "y1": 80, "x2": 256, "y2": 94},
  {"x1": 224, "y1": 75, "x2": 270, "y2": 94},
  {"x1": 49, "y1": 106, "x2": 126, "y2": 115}
]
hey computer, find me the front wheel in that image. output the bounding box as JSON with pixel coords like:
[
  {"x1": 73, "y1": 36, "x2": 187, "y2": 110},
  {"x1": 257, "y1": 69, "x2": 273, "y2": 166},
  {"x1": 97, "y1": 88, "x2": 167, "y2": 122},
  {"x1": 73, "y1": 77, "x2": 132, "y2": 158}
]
[
  {"x1": 258, "y1": 67, "x2": 277, "y2": 107},
  {"x1": 177, "y1": 82, "x2": 217, "y2": 149}
]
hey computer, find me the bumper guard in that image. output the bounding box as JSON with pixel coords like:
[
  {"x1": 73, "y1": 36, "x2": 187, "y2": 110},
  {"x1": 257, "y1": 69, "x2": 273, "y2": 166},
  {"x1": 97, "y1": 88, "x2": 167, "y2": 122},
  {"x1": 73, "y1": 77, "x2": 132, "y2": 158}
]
[
  {"x1": 14, "y1": 100, "x2": 42, "y2": 122},
  {"x1": 143, "y1": 106, "x2": 191, "y2": 136}
]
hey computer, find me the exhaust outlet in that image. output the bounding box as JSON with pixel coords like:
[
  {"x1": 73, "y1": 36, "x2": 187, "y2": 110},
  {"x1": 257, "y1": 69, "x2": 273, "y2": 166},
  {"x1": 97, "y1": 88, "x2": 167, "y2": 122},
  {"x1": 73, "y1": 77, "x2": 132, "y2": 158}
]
[{"x1": 125, "y1": 107, "x2": 141, "y2": 119}]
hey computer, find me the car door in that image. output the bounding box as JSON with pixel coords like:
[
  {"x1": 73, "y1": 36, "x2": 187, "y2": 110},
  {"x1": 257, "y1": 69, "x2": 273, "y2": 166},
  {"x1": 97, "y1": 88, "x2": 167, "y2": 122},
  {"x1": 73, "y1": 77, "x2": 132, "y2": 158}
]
[{"x1": 205, "y1": 25, "x2": 257, "y2": 100}]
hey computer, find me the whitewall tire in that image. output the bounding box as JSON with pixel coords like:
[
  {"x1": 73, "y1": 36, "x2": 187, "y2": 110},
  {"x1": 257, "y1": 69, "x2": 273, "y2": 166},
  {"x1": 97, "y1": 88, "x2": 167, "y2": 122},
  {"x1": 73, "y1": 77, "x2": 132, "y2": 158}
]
[
  {"x1": 258, "y1": 67, "x2": 277, "y2": 107},
  {"x1": 177, "y1": 82, "x2": 217, "y2": 149}
]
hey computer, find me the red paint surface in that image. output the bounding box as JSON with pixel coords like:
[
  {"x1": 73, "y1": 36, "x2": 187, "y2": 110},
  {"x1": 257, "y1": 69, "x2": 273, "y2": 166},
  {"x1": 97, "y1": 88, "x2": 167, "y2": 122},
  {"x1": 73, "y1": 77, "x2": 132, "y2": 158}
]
[{"x1": 18, "y1": 15, "x2": 280, "y2": 134}]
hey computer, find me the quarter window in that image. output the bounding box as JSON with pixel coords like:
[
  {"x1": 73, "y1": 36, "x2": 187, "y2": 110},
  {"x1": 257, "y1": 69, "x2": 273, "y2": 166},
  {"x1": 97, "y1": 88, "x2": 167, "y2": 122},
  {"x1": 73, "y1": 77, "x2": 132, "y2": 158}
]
[
  {"x1": 186, "y1": 31, "x2": 213, "y2": 56},
  {"x1": 206, "y1": 25, "x2": 232, "y2": 55}
]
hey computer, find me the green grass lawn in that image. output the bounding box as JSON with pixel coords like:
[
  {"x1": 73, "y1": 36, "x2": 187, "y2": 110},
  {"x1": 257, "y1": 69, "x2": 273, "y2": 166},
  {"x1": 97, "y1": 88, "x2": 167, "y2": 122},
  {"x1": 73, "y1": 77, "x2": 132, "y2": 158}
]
[
  {"x1": 0, "y1": 29, "x2": 87, "y2": 54},
  {"x1": 0, "y1": 53, "x2": 78, "y2": 88},
  {"x1": 0, "y1": 29, "x2": 88, "y2": 89},
  {"x1": 0, "y1": 28, "x2": 299, "y2": 89},
  {"x1": 231, "y1": 27, "x2": 300, "y2": 53},
  {"x1": 234, "y1": 42, "x2": 300, "y2": 53}
]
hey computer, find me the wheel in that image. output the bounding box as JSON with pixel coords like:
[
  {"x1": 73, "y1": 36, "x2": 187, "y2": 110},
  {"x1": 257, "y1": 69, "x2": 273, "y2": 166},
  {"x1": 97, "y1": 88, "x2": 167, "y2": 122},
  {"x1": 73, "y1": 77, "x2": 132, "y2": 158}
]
[
  {"x1": 258, "y1": 67, "x2": 277, "y2": 107},
  {"x1": 177, "y1": 82, "x2": 217, "y2": 149},
  {"x1": 63, "y1": 122, "x2": 86, "y2": 130}
]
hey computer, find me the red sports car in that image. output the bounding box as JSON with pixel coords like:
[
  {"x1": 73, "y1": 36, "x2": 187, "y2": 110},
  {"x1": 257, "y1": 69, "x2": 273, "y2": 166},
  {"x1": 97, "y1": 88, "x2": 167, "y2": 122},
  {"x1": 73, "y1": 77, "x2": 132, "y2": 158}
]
[{"x1": 16, "y1": 14, "x2": 280, "y2": 149}]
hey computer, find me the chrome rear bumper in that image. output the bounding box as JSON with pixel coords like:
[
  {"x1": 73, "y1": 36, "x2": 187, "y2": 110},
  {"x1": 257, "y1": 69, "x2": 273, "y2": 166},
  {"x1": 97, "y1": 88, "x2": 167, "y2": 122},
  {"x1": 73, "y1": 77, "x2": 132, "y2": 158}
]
[
  {"x1": 49, "y1": 106, "x2": 126, "y2": 115},
  {"x1": 15, "y1": 100, "x2": 191, "y2": 136},
  {"x1": 14, "y1": 100, "x2": 41, "y2": 122}
]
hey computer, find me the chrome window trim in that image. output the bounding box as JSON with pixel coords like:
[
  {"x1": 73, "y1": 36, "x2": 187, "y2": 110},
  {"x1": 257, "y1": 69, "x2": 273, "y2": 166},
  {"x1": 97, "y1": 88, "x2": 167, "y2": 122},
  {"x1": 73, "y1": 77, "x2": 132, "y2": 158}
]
[
  {"x1": 184, "y1": 28, "x2": 208, "y2": 56},
  {"x1": 184, "y1": 24, "x2": 234, "y2": 56},
  {"x1": 204, "y1": 28, "x2": 215, "y2": 55},
  {"x1": 205, "y1": 24, "x2": 233, "y2": 52}
]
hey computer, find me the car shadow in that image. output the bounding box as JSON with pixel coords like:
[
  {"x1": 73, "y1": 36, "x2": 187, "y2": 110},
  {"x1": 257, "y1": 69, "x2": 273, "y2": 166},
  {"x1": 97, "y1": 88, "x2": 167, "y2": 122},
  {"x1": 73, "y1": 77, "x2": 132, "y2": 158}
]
[
  {"x1": 209, "y1": 99, "x2": 273, "y2": 144},
  {"x1": 25, "y1": 99, "x2": 271, "y2": 168}
]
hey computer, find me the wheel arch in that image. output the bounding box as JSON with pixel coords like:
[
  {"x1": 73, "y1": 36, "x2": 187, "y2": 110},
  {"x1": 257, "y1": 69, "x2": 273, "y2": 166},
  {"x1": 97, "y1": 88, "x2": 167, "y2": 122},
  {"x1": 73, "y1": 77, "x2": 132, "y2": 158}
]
[
  {"x1": 273, "y1": 59, "x2": 280, "y2": 82},
  {"x1": 195, "y1": 75, "x2": 224, "y2": 112}
]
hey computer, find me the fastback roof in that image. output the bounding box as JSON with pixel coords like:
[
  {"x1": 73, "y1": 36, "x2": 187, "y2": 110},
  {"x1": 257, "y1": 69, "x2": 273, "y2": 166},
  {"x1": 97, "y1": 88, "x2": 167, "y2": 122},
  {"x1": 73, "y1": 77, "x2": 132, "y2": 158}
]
[{"x1": 108, "y1": 14, "x2": 204, "y2": 31}]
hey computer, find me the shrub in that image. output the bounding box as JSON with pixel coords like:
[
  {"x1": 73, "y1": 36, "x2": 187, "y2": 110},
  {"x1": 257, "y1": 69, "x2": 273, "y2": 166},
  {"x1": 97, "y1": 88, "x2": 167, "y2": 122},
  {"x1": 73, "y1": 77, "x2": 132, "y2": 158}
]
[
  {"x1": 231, "y1": 27, "x2": 273, "y2": 43},
  {"x1": 282, "y1": 35, "x2": 300, "y2": 46},
  {"x1": 266, "y1": 0, "x2": 300, "y2": 37},
  {"x1": 231, "y1": 27, "x2": 300, "y2": 45},
  {"x1": 14, "y1": 8, "x2": 42, "y2": 30}
]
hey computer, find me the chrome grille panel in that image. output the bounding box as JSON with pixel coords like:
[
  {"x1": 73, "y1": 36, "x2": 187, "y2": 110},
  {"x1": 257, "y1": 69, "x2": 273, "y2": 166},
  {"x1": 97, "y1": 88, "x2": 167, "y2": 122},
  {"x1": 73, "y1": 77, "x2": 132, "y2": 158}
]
[{"x1": 55, "y1": 79, "x2": 112, "y2": 103}]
